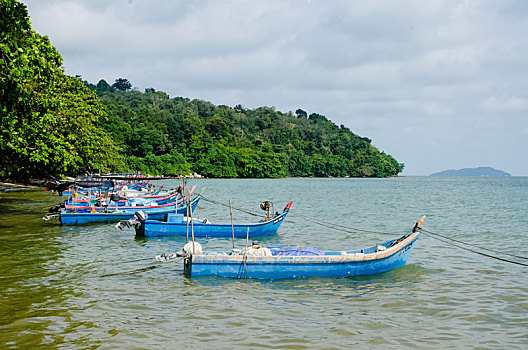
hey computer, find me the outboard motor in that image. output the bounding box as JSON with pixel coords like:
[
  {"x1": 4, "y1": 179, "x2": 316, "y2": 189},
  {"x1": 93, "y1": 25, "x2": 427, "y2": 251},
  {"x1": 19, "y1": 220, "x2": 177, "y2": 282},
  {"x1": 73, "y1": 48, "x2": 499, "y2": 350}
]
[
  {"x1": 133, "y1": 210, "x2": 147, "y2": 236},
  {"x1": 176, "y1": 185, "x2": 185, "y2": 196},
  {"x1": 157, "y1": 241, "x2": 203, "y2": 262},
  {"x1": 110, "y1": 193, "x2": 126, "y2": 202},
  {"x1": 135, "y1": 210, "x2": 147, "y2": 222},
  {"x1": 260, "y1": 201, "x2": 272, "y2": 220},
  {"x1": 48, "y1": 203, "x2": 64, "y2": 214},
  {"x1": 116, "y1": 210, "x2": 148, "y2": 233}
]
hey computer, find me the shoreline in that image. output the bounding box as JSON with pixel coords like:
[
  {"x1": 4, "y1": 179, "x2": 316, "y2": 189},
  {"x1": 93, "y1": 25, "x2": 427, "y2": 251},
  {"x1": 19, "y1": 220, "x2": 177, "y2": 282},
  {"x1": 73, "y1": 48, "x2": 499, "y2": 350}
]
[{"x1": 0, "y1": 182, "x2": 39, "y2": 192}]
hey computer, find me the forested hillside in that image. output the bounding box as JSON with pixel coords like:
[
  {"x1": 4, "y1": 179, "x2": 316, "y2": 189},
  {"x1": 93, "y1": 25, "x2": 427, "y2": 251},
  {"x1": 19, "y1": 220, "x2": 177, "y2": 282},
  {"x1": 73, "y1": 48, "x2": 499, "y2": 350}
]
[
  {"x1": 85, "y1": 81, "x2": 404, "y2": 178},
  {"x1": 1, "y1": 0, "x2": 404, "y2": 181}
]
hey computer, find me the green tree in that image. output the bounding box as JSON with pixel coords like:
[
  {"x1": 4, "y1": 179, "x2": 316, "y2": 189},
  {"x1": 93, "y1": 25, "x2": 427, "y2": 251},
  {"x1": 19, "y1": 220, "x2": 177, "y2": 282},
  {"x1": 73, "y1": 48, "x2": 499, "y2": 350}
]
[
  {"x1": 0, "y1": 0, "x2": 122, "y2": 180},
  {"x1": 295, "y1": 108, "x2": 308, "y2": 118},
  {"x1": 112, "y1": 78, "x2": 132, "y2": 91},
  {"x1": 96, "y1": 79, "x2": 113, "y2": 94}
]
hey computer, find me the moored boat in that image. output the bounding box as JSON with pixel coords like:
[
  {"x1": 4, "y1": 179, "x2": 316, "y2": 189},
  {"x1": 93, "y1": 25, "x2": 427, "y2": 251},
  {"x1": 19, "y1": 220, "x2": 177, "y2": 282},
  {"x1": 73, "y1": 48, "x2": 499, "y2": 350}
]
[
  {"x1": 49, "y1": 195, "x2": 201, "y2": 225},
  {"x1": 59, "y1": 208, "x2": 175, "y2": 225},
  {"x1": 134, "y1": 201, "x2": 293, "y2": 237},
  {"x1": 180, "y1": 216, "x2": 425, "y2": 279},
  {"x1": 65, "y1": 190, "x2": 179, "y2": 207}
]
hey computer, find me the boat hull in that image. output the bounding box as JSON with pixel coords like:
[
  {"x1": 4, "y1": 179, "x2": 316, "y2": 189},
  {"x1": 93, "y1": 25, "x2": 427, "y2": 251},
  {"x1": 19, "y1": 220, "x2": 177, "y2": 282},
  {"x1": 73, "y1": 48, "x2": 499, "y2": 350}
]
[
  {"x1": 59, "y1": 210, "x2": 172, "y2": 225},
  {"x1": 137, "y1": 211, "x2": 288, "y2": 237},
  {"x1": 184, "y1": 232, "x2": 420, "y2": 279}
]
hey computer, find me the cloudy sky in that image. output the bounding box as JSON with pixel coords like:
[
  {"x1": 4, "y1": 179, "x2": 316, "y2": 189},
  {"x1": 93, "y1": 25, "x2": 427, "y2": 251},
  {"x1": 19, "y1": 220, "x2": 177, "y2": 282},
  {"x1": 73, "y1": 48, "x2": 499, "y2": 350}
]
[{"x1": 24, "y1": 0, "x2": 528, "y2": 175}]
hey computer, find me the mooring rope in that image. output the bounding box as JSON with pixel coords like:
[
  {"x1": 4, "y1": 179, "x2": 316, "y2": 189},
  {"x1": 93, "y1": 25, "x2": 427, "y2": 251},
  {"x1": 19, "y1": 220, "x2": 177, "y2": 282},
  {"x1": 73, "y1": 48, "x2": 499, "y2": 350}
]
[
  {"x1": 422, "y1": 229, "x2": 528, "y2": 261},
  {"x1": 292, "y1": 212, "x2": 528, "y2": 266},
  {"x1": 98, "y1": 257, "x2": 184, "y2": 277},
  {"x1": 202, "y1": 196, "x2": 262, "y2": 217},
  {"x1": 422, "y1": 229, "x2": 528, "y2": 267},
  {"x1": 290, "y1": 210, "x2": 402, "y2": 236},
  {"x1": 0, "y1": 257, "x2": 181, "y2": 281}
]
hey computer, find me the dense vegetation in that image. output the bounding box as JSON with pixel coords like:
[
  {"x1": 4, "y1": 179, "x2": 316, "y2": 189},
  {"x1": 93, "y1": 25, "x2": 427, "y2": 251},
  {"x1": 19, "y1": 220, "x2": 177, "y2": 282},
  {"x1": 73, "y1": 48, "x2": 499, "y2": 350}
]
[
  {"x1": 1, "y1": 0, "x2": 404, "y2": 181},
  {"x1": 83, "y1": 81, "x2": 404, "y2": 178},
  {"x1": 0, "y1": 0, "x2": 122, "y2": 180}
]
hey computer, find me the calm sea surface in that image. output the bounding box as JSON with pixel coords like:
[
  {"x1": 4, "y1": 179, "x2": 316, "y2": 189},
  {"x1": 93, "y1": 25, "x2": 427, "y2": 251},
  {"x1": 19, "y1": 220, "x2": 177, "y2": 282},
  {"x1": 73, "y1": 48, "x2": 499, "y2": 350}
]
[{"x1": 1, "y1": 177, "x2": 527, "y2": 349}]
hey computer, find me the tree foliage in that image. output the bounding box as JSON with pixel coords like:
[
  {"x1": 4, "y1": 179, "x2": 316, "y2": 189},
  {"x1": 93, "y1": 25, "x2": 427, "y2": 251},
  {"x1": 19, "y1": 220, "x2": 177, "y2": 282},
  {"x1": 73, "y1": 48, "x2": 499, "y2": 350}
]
[
  {"x1": 112, "y1": 78, "x2": 131, "y2": 92},
  {"x1": 94, "y1": 87, "x2": 404, "y2": 177},
  {"x1": 0, "y1": 0, "x2": 122, "y2": 180}
]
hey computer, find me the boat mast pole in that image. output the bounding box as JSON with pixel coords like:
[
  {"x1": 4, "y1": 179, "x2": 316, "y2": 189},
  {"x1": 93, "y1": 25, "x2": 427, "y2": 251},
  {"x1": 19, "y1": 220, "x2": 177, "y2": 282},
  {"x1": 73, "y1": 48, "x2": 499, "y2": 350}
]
[
  {"x1": 185, "y1": 195, "x2": 189, "y2": 243},
  {"x1": 243, "y1": 226, "x2": 249, "y2": 279},
  {"x1": 189, "y1": 193, "x2": 195, "y2": 254},
  {"x1": 229, "y1": 199, "x2": 235, "y2": 249}
]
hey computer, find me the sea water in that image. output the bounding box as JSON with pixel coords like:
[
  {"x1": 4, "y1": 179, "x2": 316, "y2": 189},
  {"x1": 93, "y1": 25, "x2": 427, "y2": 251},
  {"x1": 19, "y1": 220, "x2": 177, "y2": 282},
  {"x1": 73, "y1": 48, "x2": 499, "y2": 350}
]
[{"x1": 0, "y1": 177, "x2": 527, "y2": 349}]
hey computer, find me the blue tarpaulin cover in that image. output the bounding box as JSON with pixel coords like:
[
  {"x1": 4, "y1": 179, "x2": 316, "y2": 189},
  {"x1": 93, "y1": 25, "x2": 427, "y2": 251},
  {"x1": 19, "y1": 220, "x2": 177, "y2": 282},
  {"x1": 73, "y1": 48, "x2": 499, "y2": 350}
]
[{"x1": 269, "y1": 247, "x2": 325, "y2": 256}]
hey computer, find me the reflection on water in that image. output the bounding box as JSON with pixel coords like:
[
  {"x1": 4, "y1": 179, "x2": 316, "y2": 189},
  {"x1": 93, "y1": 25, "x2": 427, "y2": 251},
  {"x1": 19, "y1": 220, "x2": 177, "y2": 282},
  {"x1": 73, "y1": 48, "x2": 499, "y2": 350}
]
[{"x1": 1, "y1": 178, "x2": 527, "y2": 349}]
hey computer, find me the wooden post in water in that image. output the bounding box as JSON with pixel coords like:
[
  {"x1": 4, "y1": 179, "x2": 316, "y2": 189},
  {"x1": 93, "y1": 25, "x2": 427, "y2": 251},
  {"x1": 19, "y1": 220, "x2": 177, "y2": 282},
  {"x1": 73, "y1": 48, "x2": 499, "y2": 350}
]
[{"x1": 229, "y1": 199, "x2": 235, "y2": 249}]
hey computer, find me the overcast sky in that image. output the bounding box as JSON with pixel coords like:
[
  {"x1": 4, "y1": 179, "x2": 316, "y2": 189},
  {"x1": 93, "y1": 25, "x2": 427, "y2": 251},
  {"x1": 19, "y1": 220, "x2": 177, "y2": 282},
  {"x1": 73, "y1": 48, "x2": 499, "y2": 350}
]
[{"x1": 24, "y1": 0, "x2": 528, "y2": 175}]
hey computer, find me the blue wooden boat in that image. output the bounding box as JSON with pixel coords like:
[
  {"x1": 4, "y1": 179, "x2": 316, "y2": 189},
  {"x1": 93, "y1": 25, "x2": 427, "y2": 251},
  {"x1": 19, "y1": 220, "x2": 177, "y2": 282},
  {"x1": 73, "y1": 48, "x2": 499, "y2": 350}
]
[
  {"x1": 63, "y1": 196, "x2": 183, "y2": 213},
  {"x1": 63, "y1": 186, "x2": 197, "y2": 212},
  {"x1": 135, "y1": 201, "x2": 293, "y2": 237},
  {"x1": 182, "y1": 216, "x2": 425, "y2": 279},
  {"x1": 60, "y1": 208, "x2": 174, "y2": 225},
  {"x1": 57, "y1": 196, "x2": 201, "y2": 225},
  {"x1": 66, "y1": 190, "x2": 179, "y2": 207}
]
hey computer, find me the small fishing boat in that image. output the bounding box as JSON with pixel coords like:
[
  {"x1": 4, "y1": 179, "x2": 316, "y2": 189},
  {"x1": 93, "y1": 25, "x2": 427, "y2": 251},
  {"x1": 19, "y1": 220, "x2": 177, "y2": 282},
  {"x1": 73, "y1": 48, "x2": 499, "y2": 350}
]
[
  {"x1": 134, "y1": 201, "x2": 293, "y2": 237},
  {"x1": 63, "y1": 198, "x2": 180, "y2": 213},
  {"x1": 66, "y1": 190, "x2": 179, "y2": 207},
  {"x1": 59, "y1": 208, "x2": 176, "y2": 225},
  {"x1": 48, "y1": 195, "x2": 201, "y2": 225},
  {"x1": 63, "y1": 186, "x2": 198, "y2": 213},
  {"x1": 179, "y1": 216, "x2": 425, "y2": 279}
]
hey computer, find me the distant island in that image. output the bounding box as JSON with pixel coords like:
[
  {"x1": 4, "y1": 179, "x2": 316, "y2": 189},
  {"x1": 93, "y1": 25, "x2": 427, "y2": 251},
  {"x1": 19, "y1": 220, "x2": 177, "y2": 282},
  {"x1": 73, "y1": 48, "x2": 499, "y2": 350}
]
[{"x1": 431, "y1": 167, "x2": 511, "y2": 177}]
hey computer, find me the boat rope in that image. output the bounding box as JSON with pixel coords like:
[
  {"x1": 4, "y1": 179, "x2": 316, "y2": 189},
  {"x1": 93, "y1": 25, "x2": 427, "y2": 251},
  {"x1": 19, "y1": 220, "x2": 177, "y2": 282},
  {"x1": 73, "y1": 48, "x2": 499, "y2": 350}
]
[
  {"x1": 202, "y1": 196, "x2": 263, "y2": 217},
  {"x1": 422, "y1": 230, "x2": 528, "y2": 267},
  {"x1": 287, "y1": 213, "x2": 528, "y2": 266},
  {"x1": 98, "y1": 257, "x2": 184, "y2": 277},
  {"x1": 0, "y1": 257, "x2": 165, "y2": 281},
  {"x1": 422, "y1": 229, "x2": 528, "y2": 264},
  {"x1": 287, "y1": 212, "x2": 528, "y2": 265},
  {"x1": 203, "y1": 196, "x2": 406, "y2": 235},
  {"x1": 289, "y1": 210, "x2": 403, "y2": 236}
]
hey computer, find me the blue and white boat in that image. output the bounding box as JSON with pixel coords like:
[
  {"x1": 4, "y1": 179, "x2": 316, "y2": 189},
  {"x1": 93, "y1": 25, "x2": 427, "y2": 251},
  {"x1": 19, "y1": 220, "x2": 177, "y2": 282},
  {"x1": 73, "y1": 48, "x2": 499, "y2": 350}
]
[
  {"x1": 135, "y1": 201, "x2": 293, "y2": 237},
  {"x1": 181, "y1": 216, "x2": 425, "y2": 279}
]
